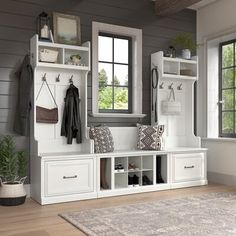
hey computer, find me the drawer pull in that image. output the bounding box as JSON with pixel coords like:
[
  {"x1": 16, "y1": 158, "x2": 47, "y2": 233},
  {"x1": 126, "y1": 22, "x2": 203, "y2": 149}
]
[
  {"x1": 184, "y1": 165, "x2": 194, "y2": 169},
  {"x1": 63, "y1": 175, "x2": 78, "y2": 179}
]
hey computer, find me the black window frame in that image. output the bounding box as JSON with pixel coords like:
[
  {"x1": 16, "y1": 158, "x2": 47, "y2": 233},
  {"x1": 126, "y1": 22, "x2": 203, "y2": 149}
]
[
  {"x1": 98, "y1": 32, "x2": 132, "y2": 113},
  {"x1": 219, "y1": 39, "x2": 236, "y2": 137}
]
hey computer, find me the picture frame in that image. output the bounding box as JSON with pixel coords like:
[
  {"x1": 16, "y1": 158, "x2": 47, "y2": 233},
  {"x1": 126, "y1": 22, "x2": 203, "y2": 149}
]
[{"x1": 53, "y1": 12, "x2": 81, "y2": 45}]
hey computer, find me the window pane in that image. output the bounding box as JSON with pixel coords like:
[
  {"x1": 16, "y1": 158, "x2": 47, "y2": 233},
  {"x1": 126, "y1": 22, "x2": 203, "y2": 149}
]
[
  {"x1": 222, "y1": 43, "x2": 234, "y2": 68},
  {"x1": 114, "y1": 38, "x2": 128, "y2": 64},
  {"x1": 99, "y1": 86, "x2": 113, "y2": 110},
  {"x1": 114, "y1": 87, "x2": 128, "y2": 110},
  {"x1": 114, "y1": 64, "x2": 129, "y2": 86},
  {"x1": 222, "y1": 68, "x2": 234, "y2": 88},
  {"x1": 99, "y1": 63, "x2": 112, "y2": 86},
  {"x1": 99, "y1": 36, "x2": 112, "y2": 62},
  {"x1": 222, "y1": 112, "x2": 234, "y2": 133},
  {"x1": 222, "y1": 89, "x2": 234, "y2": 110}
]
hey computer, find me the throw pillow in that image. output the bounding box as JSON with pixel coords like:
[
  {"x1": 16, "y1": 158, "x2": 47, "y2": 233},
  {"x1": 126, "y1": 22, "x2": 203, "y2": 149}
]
[
  {"x1": 137, "y1": 124, "x2": 164, "y2": 150},
  {"x1": 89, "y1": 126, "x2": 114, "y2": 153}
]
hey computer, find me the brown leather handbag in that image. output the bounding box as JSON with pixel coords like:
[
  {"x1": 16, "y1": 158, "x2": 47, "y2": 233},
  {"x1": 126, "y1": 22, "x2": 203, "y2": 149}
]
[{"x1": 36, "y1": 79, "x2": 58, "y2": 124}]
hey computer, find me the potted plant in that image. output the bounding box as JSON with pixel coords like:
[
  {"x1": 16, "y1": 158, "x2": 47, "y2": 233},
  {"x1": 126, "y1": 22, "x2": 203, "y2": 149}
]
[
  {"x1": 172, "y1": 33, "x2": 197, "y2": 59},
  {"x1": 0, "y1": 135, "x2": 27, "y2": 206}
]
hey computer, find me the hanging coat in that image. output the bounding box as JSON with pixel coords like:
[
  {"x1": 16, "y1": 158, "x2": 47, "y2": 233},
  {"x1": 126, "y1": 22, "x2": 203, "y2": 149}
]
[
  {"x1": 61, "y1": 84, "x2": 82, "y2": 144},
  {"x1": 13, "y1": 54, "x2": 33, "y2": 136}
]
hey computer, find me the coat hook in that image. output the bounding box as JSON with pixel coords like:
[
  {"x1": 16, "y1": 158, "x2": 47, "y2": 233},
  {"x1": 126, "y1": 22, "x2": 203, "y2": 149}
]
[
  {"x1": 177, "y1": 83, "x2": 183, "y2": 90},
  {"x1": 56, "y1": 74, "x2": 60, "y2": 82},
  {"x1": 168, "y1": 82, "x2": 173, "y2": 89},
  {"x1": 159, "y1": 82, "x2": 164, "y2": 89},
  {"x1": 69, "y1": 75, "x2": 74, "y2": 84},
  {"x1": 42, "y1": 73, "x2": 46, "y2": 81}
]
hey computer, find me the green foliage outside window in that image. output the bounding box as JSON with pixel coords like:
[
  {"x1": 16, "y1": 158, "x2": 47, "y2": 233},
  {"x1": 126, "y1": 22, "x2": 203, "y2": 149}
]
[
  {"x1": 98, "y1": 69, "x2": 128, "y2": 110},
  {"x1": 221, "y1": 42, "x2": 236, "y2": 135}
]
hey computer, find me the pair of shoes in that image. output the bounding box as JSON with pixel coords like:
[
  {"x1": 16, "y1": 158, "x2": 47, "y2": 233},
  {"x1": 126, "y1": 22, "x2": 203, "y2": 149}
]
[
  {"x1": 115, "y1": 163, "x2": 124, "y2": 172},
  {"x1": 128, "y1": 174, "x2": 139, "y2": 187},
  {"x1": 142, "y1": 175, "x2": 153, "y2": 185},
  {"x1": 128, "y1": 163, "x2": 139, "y2": 171}
]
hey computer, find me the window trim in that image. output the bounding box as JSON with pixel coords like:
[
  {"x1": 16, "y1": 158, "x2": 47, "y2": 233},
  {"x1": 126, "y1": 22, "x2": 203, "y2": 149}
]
[
  {"x1": 98, "y1": 32, "x2": 132, "y2": 113},
  {"x1": 219, "y1": 39, "x2": 236, "y2": 137},
  {"x1": 92, "y1": 21, "x2": 145, "y2": 118}
]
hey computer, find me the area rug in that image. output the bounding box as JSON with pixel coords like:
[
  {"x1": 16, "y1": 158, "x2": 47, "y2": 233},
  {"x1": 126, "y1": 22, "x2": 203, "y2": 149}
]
[{"x1": 60, "y1": 192, "x2": 236, "y2": 236}]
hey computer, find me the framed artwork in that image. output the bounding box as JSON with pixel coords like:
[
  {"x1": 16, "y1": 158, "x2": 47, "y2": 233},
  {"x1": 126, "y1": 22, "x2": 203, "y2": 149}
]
[{"x1": 53, "y1": 12, "x2": 81, "y2": 45}]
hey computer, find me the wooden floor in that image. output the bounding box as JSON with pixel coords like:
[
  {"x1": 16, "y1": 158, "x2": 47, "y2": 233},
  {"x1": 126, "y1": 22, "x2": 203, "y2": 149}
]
[{"x1": 1, "y1": 184, "x2": 236, "y2": 236}]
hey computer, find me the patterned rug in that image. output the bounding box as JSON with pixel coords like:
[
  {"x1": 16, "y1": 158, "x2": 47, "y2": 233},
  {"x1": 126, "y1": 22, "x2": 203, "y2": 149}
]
[{"x1": 60, "y1": 192, "x2": 236, "y2": 236}]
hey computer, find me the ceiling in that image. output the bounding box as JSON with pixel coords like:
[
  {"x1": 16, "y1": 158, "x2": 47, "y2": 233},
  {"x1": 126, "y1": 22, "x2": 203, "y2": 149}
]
[{"x1": 189, "y1": 0, "x2": 219, "y2": 10}]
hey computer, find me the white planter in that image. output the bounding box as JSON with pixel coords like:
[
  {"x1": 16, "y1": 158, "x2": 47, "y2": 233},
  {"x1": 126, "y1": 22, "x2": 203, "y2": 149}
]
[
  {"x1": 182, "y1": 49, "x2": 191, "y2": 60},
  {"x1": 0, "y1": 177, "x2": 27, "y2": 206}
]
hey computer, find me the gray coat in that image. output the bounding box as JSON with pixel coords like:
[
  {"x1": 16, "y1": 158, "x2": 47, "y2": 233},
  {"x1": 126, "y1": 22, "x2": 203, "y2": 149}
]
[{"x1": 14, "y1": 55, "x2": 33, "y2": 136}]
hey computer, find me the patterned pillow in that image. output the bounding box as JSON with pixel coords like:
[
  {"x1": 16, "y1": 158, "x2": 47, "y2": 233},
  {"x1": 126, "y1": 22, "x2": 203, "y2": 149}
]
[
  {"x1": 89, "y1": 126, "x2": 114, "y2": 153},
  {"x1": 137, "y1": 125, "x2": 164, "y2": 150}
]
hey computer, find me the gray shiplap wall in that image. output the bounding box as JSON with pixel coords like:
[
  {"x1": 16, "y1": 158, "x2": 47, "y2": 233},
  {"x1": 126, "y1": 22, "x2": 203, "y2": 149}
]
[{"x1": 0, "y1": 0, "x2": 196, "y2": 179}]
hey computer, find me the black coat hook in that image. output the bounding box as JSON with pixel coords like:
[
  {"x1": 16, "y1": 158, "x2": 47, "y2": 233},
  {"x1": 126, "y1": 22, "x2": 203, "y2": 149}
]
[
  {"x1": 69, "y1": 75, "x2": 74, "y2": 84},
  {"x1": 42, "y1": 73, "x2": 47, "y2": 81},
  {"x1": 56, "y1": 74, "x2": 60, "y2": 82}
]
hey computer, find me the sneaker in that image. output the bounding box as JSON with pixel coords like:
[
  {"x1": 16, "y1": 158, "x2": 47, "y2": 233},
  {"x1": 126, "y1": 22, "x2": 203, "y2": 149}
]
[{"x1": 115, "y1": 163, "x2": 124, "y2": 172}]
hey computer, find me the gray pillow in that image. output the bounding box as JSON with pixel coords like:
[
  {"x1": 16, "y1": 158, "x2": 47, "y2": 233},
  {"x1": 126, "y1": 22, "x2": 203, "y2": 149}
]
[
  {"x1": 89, "y1": 126, "x2": 114, "y2": 153},
  {"x1": 137, "y1": 125, "x2": 164, "y2": 150}
]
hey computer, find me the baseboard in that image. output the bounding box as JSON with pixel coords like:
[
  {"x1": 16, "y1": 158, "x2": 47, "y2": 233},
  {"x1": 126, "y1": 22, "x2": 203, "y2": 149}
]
[
  {"x1": 208, "y1": 171, "x2": 236, "y2": 187},
  {"x1": 24, "y1": 184, "x2": 30, "y2": 197}
]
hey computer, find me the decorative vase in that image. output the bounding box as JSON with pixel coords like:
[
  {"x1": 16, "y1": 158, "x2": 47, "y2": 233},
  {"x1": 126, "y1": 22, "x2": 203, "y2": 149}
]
[
  {"x1": 182, "y1": 49, "x2": 191, "y2": 60},
  {"x1": 0, "y1": 177, "x2": 27, "y2": 206}
]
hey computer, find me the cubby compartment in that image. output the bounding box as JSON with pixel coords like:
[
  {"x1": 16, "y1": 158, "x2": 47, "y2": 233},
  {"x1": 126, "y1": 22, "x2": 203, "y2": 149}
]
[
  {"x1": 180, "y1": 61, "x2": 197, "y2": 77},
  {"x1": 128, "y1": 172, "x2": 141, "y2": 187},
  {"x1": 163, "y1": 60, "x2": 179, "y2": 75},
  {"x1": 156, "y1": 155, "x2": 168, "y2": 184},
  {"x1": 128, "y1": 156, "x2": 141, "y2": 172},
  {"x1": 142, "y1": 155, "x2": 153, "y2": 171},
  {"x1": 100, "y1": 158, "x2": 112, "y2": 191},
  {"x1": 38, "y1": 46, "x2": 63, "y2": 64},
  {"x1": 64, "y1": 48, "x2": 89, "y2": 67},
  {"x1": 114, "y1": 157, "x2": 128, "y2": 173},
  {"x1": 115, "y1": 172, "x2": 128, "y2": 189},
  {"x1": 142, "y1": 170, "x2": 154, "y2": 186}
]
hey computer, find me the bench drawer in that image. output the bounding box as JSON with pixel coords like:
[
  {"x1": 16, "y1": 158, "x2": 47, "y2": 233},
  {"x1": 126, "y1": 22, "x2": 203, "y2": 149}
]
[
  {"x1": 172, "y1": 153, "x2": 204, "y2": 182},
  {"x1": 45, "y1": 159, "x2": 94, "y2": 197}
]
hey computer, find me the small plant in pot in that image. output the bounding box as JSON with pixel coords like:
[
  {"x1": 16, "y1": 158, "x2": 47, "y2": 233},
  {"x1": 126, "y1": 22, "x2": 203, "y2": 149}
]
[
  {"x1": 172, "y1": 33, "x2": 197, "y2": 60},
  {"x1": 0, "y1": 135, "x2": 27, "y2": 206}
]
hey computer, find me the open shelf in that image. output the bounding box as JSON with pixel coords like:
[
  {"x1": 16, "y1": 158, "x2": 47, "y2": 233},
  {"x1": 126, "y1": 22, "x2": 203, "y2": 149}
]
[{"x1": 31, "y1": 35, "x2": 90, "y2": 71}]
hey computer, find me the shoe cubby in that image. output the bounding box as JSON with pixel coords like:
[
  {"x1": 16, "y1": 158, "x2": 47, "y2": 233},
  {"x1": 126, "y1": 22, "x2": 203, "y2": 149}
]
[
  {"x1": 142, "y1": 170, "x2": 153, "y2": 186},
  {"x1": 156, "y1": 155, "x2": 168, "y2": 184},
  {"x1": 100, "y1": 158, "x2": 112, "y2": 191},
  {"x1": 115, "y1": 172, "x2": 128, "y2": 189},
  {"x1": 128, "y1": 156, "x2": 141, "y2": 172},
  {"x1": 142, "y1": 155, "x2": 153, "y2": 171},
  {"x1": 128, "y1": 172, "x2": 141, "y2": 187},
  {"x1": 114, "y1": 157, "x2": 128, "y2": 173}
]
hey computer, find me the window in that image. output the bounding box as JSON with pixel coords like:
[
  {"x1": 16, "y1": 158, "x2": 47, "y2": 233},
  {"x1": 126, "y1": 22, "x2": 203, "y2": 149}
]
[
  {"x1": 92, "y1": 22, "x2": 145, "y2": 118},
  {"x1": 98, "y1": 33, "x2": 132, "y2": 113},
  {"x1": 219, "y1": 39, "x2": 236, "y2": 137}
]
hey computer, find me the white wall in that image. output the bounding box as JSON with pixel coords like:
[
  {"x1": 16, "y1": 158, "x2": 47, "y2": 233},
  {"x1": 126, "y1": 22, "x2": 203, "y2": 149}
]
[{"x1": 197, "y1": 0, "x2": 236, "y2": 186}]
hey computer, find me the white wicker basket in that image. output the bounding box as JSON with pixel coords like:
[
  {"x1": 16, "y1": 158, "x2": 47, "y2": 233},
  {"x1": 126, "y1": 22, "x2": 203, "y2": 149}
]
[{"x1": 39, "y1": 48, "x2": 58, "y2": 63}]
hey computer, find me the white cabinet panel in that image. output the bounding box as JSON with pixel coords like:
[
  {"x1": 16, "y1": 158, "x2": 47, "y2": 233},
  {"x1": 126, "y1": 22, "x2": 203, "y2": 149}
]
[
  {"x1": 45, "y1": 159, "x2": 94, "y2": 196},
  {"x1": 172, "y1": 153, "x2": 204, "y2": 182}
]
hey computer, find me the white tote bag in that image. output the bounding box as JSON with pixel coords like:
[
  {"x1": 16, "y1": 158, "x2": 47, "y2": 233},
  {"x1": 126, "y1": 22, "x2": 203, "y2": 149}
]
[{"x1": 162, "y1": 88, "x2": 181, "y2": 115}]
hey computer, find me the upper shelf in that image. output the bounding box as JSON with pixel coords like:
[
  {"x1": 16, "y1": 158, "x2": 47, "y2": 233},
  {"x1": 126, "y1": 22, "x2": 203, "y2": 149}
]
[
  {"x1": 30, "y1": 34, "x2": 90, "y2": 71},
  {"x1": 152, "y1": 51, "x2": 198, "y2": 81}
]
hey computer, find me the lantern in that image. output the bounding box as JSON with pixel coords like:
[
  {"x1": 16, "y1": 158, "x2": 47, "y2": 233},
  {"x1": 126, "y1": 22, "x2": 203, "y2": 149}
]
[{"x1": 37, "y1": 12, "x2": 51, "y2": 41}]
